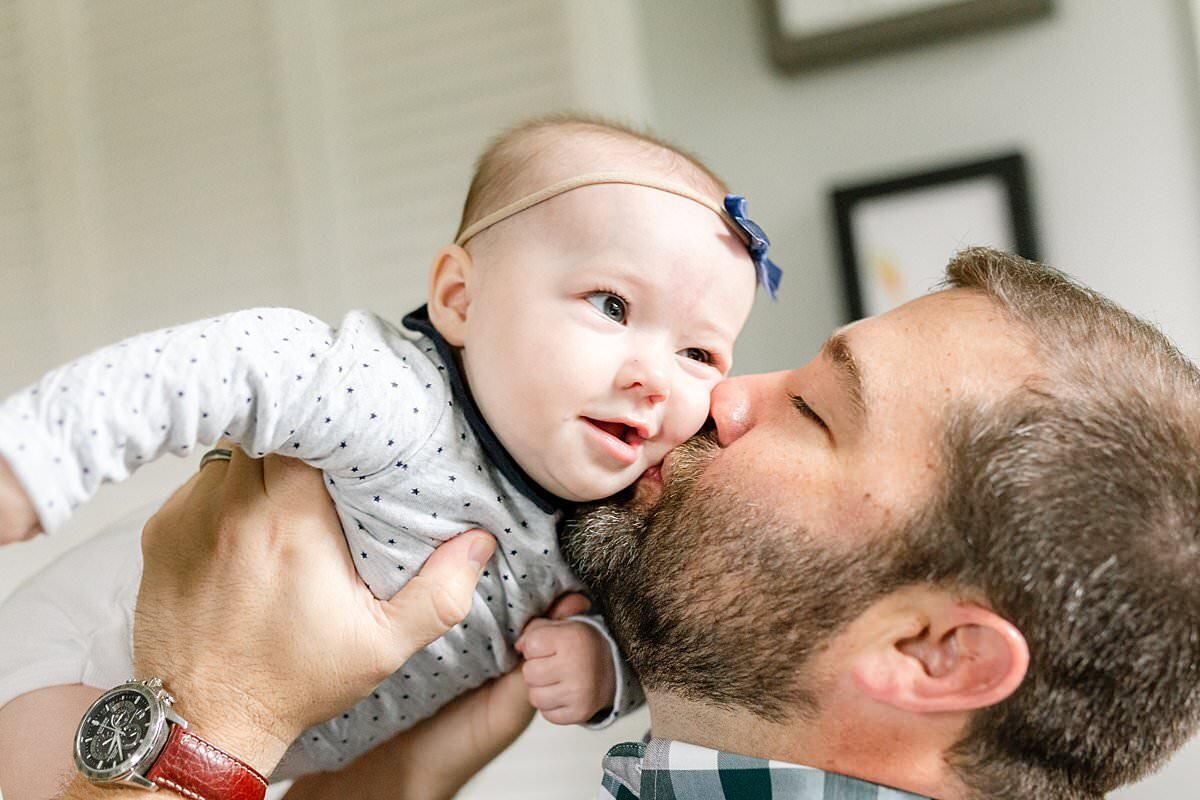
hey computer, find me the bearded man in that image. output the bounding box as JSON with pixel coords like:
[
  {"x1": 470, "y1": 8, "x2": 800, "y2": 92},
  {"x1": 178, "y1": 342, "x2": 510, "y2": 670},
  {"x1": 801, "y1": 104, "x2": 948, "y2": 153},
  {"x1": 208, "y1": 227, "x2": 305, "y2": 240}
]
[{"x1": 562, "y1": 247, "x2": 1200, "y2": 799}]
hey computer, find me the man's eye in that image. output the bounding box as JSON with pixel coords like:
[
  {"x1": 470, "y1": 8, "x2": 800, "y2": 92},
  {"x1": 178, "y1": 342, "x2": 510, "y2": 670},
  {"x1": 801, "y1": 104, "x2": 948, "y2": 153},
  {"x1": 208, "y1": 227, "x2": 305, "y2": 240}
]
[
  {"x1": 788, "y1": 392, "x2": 828, "y2": 430},
  {"x1": 679, "y1": 347, "x2": 713, "y2": 365},
  {"x1": 585, "y1": 292, "x2": 627, "y2": 324}
]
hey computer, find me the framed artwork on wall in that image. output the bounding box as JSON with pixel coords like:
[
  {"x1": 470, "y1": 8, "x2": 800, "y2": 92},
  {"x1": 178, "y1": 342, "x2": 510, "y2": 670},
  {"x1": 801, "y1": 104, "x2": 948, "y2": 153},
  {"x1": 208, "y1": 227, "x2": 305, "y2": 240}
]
[
  {"x1": 760, "y1": 0, "x2": 1052, "y2": 73},
  {"x1": 832, "y1": 153, "x2": 1038, "y2": 321}
]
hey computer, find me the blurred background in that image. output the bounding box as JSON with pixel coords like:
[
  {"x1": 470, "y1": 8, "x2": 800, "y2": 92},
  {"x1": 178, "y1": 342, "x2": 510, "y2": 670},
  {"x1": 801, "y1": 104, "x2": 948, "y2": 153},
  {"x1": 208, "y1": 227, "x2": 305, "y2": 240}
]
[{"x1": 1, "y1": 0, "x2": 1198, "y2": 797}]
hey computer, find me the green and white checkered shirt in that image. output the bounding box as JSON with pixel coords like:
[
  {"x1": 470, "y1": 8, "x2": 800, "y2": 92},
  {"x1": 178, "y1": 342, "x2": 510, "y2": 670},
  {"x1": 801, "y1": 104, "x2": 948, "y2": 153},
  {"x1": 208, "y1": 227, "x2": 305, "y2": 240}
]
[{"x1": 599, "y1": 739, "x2": 932, "y2": 800}]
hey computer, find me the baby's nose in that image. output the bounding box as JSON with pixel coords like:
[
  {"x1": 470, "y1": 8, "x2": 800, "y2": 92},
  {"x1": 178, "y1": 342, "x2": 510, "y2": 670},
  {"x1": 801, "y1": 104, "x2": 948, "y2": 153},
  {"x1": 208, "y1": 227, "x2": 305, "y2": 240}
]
[{"x1": 618, "y1": 355, "x2": 670, "y2": 403}]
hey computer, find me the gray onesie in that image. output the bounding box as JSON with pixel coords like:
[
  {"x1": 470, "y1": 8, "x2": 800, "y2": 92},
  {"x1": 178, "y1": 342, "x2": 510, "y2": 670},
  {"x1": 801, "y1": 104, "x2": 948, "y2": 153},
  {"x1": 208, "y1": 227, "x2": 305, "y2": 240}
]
[{"x1": 0, "y1": 305, "x2": 642, "y2": 777}]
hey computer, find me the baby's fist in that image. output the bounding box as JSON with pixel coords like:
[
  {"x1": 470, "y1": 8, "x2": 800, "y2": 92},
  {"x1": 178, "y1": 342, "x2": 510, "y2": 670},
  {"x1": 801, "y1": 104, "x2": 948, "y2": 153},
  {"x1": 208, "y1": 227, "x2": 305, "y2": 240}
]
[{"x1": 515, "y1": 615, "x2": 615, "y2": 726}]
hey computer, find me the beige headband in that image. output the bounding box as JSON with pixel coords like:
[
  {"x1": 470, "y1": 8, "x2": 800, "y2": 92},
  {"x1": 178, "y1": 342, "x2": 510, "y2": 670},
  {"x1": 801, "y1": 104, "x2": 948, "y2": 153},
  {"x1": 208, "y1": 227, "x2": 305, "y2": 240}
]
[{"x1": 454, "y1": 171, "x2": 750, "y2": 247}]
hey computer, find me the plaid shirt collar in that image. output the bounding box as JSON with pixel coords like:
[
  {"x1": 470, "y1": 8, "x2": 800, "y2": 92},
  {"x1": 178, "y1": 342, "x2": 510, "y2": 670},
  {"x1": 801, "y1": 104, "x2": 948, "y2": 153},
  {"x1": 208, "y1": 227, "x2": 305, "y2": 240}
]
[{"x1": 599, "y1": 739, "x2": 933, "y2": 800}]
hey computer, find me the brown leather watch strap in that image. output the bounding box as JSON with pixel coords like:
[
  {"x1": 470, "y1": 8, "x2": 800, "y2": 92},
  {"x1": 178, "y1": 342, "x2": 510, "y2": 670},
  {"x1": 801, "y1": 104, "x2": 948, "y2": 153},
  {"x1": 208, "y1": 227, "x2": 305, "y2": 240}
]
[{"x1": 145, "y1": 724, "x2": 268, "y2": 800}]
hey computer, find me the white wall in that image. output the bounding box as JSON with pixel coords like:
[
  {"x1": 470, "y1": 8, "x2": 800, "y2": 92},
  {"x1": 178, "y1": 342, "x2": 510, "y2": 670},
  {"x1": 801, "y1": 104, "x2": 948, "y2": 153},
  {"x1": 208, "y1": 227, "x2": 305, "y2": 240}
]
[
  {"x1": 635, "y1": 0, "x2": 1200, "y2": 796},
  {"x1": 639, "y1": 0, "x2": 1200, "y2": 374}
]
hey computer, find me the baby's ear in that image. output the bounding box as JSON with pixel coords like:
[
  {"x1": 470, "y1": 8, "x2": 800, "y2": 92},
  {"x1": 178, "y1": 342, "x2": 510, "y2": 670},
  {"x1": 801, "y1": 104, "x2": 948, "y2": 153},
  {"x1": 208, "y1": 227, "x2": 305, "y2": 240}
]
[{"x1": 427, "y1": 244, "x2": 474, "y2": 346}]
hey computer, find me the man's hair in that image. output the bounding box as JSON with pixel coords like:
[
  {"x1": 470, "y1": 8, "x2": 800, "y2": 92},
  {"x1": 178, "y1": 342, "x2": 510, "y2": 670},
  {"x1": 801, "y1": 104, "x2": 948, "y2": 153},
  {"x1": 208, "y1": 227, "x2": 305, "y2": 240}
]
[
  {"x1": 906, "y1": 248, "x2": 1200, "y2": 798},
  {"x1": 456, "y1": 113, "x2": 728, "y2": 241}
]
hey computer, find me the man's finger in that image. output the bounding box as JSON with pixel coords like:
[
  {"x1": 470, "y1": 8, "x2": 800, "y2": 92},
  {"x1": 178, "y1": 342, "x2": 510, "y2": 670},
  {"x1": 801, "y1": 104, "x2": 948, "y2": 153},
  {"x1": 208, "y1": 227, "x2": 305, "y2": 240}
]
[
  {"x1": 408, "y1": 667, "x2": 533, "y2": 796},
  {"x1": 142, "y1": 471, "x2": 203, "y2": 553},
  {"x1": 143, "y1": 440, "x2": 240, "y2": 554},
  {"x1": 481, "y1": 667, "x2": 536, "y2": 742},
  {"x1": 221, "y1": 444, "x2": 266, "y2": 504},
  {"x1": 181, "y1": 440, "x2": 239, "y2": 506},
  {"x1": 144, "y1": 443, "x2": 234, "y2": 547},
  {"x1": 261, "y1": 453, "x2": 329, "y2": 504},
  {"x1": 382, "y1": 531, "x2": 495, "y2": 662}
]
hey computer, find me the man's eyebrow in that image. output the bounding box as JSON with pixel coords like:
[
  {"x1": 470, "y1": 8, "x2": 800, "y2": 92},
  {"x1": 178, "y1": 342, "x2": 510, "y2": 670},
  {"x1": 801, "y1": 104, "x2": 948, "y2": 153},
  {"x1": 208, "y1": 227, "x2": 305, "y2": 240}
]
[{"x1": 821, "y1": 332, "x2": 867, "y2": 423}]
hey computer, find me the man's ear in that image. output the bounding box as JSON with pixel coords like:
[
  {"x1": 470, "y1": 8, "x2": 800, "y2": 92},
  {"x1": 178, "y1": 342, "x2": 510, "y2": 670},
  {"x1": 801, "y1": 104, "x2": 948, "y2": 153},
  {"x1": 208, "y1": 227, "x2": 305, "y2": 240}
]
[
  {"x1": 427, "y1": 244, "x2": 474, "y2": 346},
  {"x1": 850, "y1": 590, "x2": 1029, "y2": 714}
]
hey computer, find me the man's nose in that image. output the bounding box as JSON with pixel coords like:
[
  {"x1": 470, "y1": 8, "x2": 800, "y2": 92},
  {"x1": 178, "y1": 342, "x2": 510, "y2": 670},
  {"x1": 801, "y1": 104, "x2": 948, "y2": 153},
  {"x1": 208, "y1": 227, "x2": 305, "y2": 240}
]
[
  {"x1": 617, "y1": 354, "x2": 670, "y2": 404},
  {"x1": 709, "y1": 372, "x2": 778, "y2": 446}
]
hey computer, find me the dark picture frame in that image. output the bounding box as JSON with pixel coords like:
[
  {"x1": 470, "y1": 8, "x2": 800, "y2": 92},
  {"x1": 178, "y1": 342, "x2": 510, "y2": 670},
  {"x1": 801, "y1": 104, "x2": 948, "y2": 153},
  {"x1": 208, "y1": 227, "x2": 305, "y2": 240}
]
[
  {"x1": 760, "y1": 0, "x2": 1052, "y2": 73},
  {"x1": 833, "y1": 153, "x2": 1038, "y2": 321}
]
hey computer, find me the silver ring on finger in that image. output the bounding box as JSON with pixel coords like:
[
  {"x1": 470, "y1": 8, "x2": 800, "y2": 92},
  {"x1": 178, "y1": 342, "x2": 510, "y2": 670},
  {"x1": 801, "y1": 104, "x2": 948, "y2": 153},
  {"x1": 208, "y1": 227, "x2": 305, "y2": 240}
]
[{"x1": 199, "y1": 448, "x2": 234, "y2": 470}]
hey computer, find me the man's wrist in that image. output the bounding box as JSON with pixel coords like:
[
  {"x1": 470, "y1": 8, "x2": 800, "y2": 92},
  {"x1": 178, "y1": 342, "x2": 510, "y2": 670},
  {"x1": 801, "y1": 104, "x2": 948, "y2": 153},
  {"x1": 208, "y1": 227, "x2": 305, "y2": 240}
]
[{"x1": 148, "y1": 675, "x2": 295, "y2": 777}]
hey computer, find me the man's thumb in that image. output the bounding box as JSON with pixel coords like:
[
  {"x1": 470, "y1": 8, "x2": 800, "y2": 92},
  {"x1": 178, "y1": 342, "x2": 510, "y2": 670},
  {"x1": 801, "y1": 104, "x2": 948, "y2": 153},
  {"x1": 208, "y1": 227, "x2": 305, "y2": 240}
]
[{"x1": 383, "y1": 530, "x2": 496, "y2": 658}]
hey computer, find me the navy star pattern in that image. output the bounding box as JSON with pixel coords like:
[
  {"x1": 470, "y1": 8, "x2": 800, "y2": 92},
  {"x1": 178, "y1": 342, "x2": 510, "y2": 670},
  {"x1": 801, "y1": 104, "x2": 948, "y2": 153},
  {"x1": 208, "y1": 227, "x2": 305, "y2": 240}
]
[{"x1": 0, "y1": 306, "x2": 641, "y2": 775}]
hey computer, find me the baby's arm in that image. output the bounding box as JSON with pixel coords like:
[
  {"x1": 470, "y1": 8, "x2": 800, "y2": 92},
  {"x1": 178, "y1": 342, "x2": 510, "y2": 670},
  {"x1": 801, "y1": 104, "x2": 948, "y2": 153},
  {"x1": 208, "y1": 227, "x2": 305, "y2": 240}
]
[
  {"x1": 515, "y1": 598, "x2": 644, "y2": 726},
  {"x1": 0, "y1": 308, "x2": 427, "y2": 535}
]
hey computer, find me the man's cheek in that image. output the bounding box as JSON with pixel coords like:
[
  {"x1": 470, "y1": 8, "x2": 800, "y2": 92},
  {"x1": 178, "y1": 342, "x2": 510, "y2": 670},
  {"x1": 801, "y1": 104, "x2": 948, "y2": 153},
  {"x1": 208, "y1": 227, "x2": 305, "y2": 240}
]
[{"x1": 701, "y1": 450, "x2": 831, "y2": 515}]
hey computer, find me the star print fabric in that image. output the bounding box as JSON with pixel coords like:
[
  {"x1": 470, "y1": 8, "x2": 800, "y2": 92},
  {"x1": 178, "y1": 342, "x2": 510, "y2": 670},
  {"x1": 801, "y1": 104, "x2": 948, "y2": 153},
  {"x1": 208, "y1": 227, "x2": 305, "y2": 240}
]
[
  {"x1": 0, "y1": 307, "x2": 643, "y2": 777},
  {"x1": 0, "y1": 309, "x2": 434, "y2": 530}
]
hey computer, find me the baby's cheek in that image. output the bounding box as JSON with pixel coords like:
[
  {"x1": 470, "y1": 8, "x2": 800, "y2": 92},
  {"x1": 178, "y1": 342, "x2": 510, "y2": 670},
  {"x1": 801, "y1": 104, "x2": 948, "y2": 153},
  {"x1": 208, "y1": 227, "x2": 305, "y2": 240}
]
[{"x1": 661, "y1": 382, "x2": 715, "y2": 448}]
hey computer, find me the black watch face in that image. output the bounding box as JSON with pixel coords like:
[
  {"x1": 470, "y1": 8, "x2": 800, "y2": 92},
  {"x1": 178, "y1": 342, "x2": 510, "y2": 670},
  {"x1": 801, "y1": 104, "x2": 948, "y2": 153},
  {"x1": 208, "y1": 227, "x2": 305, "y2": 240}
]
[{"x1": 77, "y1": 689, "x2": 155, "y2": 774}]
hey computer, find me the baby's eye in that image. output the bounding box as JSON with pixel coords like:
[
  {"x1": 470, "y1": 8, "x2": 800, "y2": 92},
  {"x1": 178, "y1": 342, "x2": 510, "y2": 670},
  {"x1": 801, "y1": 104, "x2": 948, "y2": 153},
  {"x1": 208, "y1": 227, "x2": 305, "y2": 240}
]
[
  {"x1": 679, "y1": 347, "x2": 713, "y2": 365},
  {"x1": 585, "y1": 292, "x2": 627, "y2": 324}
]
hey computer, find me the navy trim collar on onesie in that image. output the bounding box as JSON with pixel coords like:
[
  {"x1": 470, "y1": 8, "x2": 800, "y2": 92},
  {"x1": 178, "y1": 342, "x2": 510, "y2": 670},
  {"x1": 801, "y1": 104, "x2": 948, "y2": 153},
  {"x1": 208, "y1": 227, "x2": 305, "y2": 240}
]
[{"x1": 402, "y1": 306, "x2": 569, "y2": 515}]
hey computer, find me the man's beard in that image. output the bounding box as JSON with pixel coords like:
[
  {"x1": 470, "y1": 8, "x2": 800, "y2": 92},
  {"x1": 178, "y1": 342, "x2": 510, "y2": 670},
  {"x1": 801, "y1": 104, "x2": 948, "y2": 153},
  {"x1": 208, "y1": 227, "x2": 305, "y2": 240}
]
[{"x1": 561, "y1": 432, "x2": 910, "y2": 722}]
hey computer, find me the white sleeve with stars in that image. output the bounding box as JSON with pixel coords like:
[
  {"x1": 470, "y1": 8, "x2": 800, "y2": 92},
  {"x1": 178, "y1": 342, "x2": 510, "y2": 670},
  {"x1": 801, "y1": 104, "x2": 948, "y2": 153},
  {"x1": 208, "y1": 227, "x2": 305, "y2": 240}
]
[{"x1": 0, "y1": 308, "x2": 438, "y2": 532}]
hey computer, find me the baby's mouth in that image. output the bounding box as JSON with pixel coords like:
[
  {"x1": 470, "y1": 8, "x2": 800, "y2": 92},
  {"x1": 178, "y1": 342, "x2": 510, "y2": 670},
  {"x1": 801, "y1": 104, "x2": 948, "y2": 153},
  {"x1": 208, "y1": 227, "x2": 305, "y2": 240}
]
[{"x1": 584, "y1": 418, "x2": 644, "y2": 446}]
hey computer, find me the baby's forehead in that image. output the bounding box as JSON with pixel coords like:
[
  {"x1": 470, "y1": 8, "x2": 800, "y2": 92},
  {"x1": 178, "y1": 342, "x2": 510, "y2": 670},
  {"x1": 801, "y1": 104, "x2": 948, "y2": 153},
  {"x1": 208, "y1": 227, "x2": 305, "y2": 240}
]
[
  {"x1": 462, "y1": 126, "x2": 778, "y2": 304},
  {"x1": 492, "y1": 130, "x2": 723, "y2": 215}
]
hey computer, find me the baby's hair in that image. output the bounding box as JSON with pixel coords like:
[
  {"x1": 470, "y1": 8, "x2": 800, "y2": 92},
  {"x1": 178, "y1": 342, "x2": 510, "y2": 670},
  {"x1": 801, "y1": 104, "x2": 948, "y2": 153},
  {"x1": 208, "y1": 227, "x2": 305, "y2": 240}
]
[{"x1": 456, "y1": 113, "x2": 729, "y2": 242}]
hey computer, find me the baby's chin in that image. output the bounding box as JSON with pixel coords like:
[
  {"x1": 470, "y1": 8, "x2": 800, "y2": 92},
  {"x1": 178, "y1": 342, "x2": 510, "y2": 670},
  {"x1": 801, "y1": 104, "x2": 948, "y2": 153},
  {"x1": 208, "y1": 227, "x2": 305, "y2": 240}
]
[
  {"x1": 589, "y1": 461, "x2": 666, "y2": 510},
  {"x1": 543, "y1": 459, "x2": 664, "y2": 504}
]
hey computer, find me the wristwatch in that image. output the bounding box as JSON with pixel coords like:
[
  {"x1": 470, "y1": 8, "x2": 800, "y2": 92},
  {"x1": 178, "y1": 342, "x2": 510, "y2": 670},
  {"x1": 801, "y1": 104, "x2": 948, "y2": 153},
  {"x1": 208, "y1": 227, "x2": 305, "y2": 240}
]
[{"x1": 73, "y1": 677, "x2": 267, "y2": 798}]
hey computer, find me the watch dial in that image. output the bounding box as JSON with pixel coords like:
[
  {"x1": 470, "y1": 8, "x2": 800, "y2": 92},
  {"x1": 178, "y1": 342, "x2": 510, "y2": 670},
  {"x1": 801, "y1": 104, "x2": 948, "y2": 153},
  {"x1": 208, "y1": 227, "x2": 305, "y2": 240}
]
[{"x1": 79, "y1": 690, "x2": 153, "y2": 772}]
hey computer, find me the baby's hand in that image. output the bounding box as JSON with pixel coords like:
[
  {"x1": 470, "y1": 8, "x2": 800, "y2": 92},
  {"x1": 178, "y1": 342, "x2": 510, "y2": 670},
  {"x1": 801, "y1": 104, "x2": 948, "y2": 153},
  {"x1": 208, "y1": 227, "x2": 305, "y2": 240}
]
[
  {"x1": 0, "y1": 456, "x2": 40, "y2": 544},
  {"x1": 515, "y1": 595, "x2": 616, "y2": 726}
]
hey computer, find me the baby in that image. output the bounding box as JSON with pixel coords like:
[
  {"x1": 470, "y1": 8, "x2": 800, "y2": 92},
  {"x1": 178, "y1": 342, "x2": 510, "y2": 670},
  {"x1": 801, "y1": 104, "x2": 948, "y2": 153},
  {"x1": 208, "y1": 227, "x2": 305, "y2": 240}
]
[{"x1": 0, "y1": 115, "x2": 778, "y2": 779}]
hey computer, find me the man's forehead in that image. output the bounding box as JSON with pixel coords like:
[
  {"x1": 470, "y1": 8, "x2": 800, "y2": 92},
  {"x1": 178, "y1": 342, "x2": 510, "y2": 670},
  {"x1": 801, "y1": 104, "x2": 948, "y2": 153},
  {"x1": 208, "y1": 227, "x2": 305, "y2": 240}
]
[
  {"x1": 794, "y1": 290, "x2": 1038, "y2": 544},
  {"x1": 830, "y1": 289, "x2": 1033, "y2": 410},
  {"x1": 854, "y1": 289, "x2": 1010, "y2": 341}
]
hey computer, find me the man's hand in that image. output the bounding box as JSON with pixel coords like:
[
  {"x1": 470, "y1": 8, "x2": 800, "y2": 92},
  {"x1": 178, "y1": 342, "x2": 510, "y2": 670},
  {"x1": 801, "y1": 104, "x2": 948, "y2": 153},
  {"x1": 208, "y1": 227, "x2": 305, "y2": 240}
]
[
  {"x1": 285, "y1": 667, "x2": 535, "y2": 800},
  {"x1": 0, "y1": 456, "x2": 41, "y2": 543},
  {"x1": 132, "y1": 448, "x2": 496, "y2": 775},
  {"x1": 515, "y1": 595, "x2": 617, "y2": 725}
]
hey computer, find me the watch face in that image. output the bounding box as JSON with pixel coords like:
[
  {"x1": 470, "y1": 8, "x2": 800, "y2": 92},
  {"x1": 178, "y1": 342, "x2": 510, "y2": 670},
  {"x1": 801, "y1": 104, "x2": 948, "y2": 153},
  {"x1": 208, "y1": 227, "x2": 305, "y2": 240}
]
[{"x1": 74, "y1": 683, "x2": 166, "y2": 781}]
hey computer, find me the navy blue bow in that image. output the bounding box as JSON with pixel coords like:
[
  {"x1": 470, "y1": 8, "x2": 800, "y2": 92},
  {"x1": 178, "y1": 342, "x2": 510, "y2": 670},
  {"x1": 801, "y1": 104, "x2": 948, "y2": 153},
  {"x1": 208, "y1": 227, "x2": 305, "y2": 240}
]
[{"x1": 724, "y1": 195, "x2": 782, "y2": 301}]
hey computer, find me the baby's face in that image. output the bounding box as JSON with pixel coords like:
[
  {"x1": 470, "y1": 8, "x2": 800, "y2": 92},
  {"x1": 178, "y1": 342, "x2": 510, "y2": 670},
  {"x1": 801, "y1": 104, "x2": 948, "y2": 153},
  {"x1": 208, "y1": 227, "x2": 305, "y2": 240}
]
[{"x1": 460, "y1": 183, "x2": 757, "y2": 501}]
